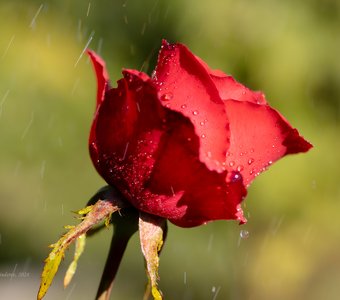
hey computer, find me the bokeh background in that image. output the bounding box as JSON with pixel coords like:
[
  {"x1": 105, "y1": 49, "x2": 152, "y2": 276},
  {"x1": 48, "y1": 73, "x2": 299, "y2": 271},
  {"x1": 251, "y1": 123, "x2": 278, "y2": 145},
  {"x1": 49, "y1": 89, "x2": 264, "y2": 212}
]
[{"x1": 0, "y1": 0, "x2": 339, "y2": 299}]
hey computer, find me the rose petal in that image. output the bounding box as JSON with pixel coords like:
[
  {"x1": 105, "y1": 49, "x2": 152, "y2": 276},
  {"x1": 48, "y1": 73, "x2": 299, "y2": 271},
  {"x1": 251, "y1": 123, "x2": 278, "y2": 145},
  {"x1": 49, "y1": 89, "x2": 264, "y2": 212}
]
[
  {"x1": 224, "y1": 100, "x2": 313, "y2": 186},
  {"x1": 194, "y1": 55, "x2": 267, "y2": 105},
  {"x1": 210, "y1": 74, "x2": 267, "y2": 105},
  {"x1": 153, "y1": 40, "x2": 230, "y2": 173},
  {"x1": 89, "y1": 68, "x2": 167, "y2": 197},
  {"x1": 87, "y1": 50, "x2": 110, "y2": 108},
  {"x1": 136, "y1": 112, "x2": 247, "y2": 227}
]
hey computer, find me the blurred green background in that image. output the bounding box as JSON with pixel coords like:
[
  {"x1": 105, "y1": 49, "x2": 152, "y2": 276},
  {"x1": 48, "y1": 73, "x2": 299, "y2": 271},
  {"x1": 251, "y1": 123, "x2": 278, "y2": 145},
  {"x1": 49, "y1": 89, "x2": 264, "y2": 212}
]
[{"x1": 0, "y1": 0, "x2": 339, "y2": 299}]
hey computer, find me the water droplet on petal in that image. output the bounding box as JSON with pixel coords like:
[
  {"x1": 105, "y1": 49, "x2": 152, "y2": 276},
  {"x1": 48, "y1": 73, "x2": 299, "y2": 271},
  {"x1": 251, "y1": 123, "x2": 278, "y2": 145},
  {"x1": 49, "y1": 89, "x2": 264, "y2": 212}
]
[
  {"x1": 126, "y1": 74, "x2": 134, "y2": 83},
  {"x1": 134, "y1": 84, "x2": 141, "y2": 92},
  {"x1": 90, "y1": 142, "x2": 98, "y2": 153},
  {"x1": 248, "y1": 158, "x2": 254, "y2": 165},
  {"x1": 229, "y1": 171, "x2": 242, "y2": 182},
  {"x1": 160, "y1": 93, "x2": 173, "y2": 101},
  {"x1": 237, "y1": 165, "x2": 244, "y2": 172},
  {"x1": 229, "y1": 161, "x2": 235, "y2": 167},
  {"x1": 181, "y1": 104, "x2": 187, "y2": 109},
  {"x1": 200, "y1": 121, "x2": 205, "y2": 126},
  {"x1": 201, "y1": 134, "x2": 206, "y2": 139},
  {"x1": 240, "y1": 229, "x2": 249, "y2": 239},
  {"x1": 192, "y1": 110, "x2": 199, "y2": 116}
]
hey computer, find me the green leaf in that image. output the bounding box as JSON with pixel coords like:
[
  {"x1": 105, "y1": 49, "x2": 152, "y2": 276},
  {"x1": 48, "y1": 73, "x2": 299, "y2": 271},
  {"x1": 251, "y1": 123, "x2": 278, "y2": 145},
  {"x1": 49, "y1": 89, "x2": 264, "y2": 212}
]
[
  {"x1": 37, "y1": 235, "x2": 68, "y2": 300},
  {"x1": 37, "y1": 200, "x2": 121, "y2": 300},
  {"x1": 74, "y1": 205, "x2": 94, "y2": 215},
  {"x1": 64, "y1": 233, "x2": 86, "y2": 287}
]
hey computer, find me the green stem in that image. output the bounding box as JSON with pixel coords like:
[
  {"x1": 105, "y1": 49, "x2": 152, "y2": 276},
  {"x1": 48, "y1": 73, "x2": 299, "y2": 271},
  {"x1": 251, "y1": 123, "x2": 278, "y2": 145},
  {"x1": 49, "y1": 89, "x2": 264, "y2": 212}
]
[{"x1": 95, "y1": 208, "x2": 138, "y2": 300}]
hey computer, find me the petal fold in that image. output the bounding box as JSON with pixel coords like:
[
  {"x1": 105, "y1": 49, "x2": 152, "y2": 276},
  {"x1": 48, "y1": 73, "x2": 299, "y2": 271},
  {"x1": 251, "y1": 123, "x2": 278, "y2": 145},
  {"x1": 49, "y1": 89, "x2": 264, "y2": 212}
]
[
  {"x1": 211, "y1": 74, "x2": 267, "y2": 105},
  {"x1": 194, "y1": 54, "x2": 267, "y2": 104},
  {"x1": 153, "y1": 40, "x2": 230, "y2": 173}
]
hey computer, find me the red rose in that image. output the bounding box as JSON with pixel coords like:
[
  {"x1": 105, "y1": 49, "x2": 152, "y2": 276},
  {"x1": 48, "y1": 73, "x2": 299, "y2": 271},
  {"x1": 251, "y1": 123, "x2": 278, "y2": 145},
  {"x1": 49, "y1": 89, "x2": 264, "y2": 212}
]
[{"x1": 87, "y1": 40, "x2": 312, "y2": 228}]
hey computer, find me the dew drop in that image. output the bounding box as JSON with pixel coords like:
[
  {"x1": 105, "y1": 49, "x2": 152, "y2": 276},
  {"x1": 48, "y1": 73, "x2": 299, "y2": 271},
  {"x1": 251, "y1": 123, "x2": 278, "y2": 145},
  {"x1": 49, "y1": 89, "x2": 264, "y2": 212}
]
[
  {"x1": 237, "y1": 165, "x2": 244, "y2": 172},
  {"x1": 192, "y1": 110, "x2": 199, "y2": 115},
  {"x1": 200, "y1": 121, "x2": 205, "y2": 126},
  {"x1": 201, "y1": 134, "x2": 206, "y2": 139},
  {"x1": 181, "y1": 104, "x2": 187, "y2": 109},
  {"x1": 229, "y1": 171, "x2": 242, "y2": 182},
  {"x1": 229, "y1": 161, "x2": 235, "y2": 167},
  {"x1": 240, "y1": 229, "x2": 249, "y2": 239},
  {"x1": 135, "y1": 85, "x2": 143, "y2": 92},
  {"x1": 250, "y1": 148, "x2": 255, "y2": 153},
  {"x1": 126, "y1": 75, "x2": 133, "y2": 83},
  {"x1": 248, "y1": 158, "x2": 254, "y2": 165},
  {"x1": 90, "y1": 142, "x2": 98, "y2": 154},
  {"x1": 160, "y1": 93, "x2": 173, "y2": 101},
  {"x1": 151, "y1": 70, "x2": 157, "y2": 79}
]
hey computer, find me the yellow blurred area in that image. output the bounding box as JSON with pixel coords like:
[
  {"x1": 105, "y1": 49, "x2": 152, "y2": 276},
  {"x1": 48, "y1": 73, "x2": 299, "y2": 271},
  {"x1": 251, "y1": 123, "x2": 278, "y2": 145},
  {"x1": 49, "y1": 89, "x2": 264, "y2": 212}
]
[{"x1": 0, "y1": 1, "x2": 339, "y2": 299}]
